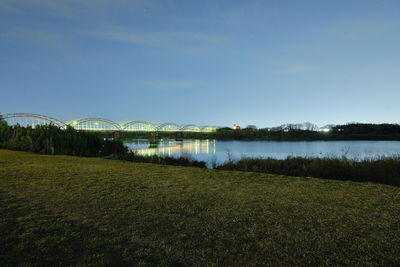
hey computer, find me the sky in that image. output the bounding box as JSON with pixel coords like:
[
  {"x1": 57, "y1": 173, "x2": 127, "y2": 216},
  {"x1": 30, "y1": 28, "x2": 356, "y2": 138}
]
[{"x1": 1, "y1": 0, "x2": 400, "y2": 128}]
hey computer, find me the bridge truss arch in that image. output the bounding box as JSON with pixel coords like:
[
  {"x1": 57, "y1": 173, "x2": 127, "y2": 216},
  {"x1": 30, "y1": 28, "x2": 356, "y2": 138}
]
[
  {"x1": 66, "y1": 118, "x2": 121, "y2": 131},
  {"x1": 156, "y1": 122, "x2": 181, "y2": 132},
  {"x1": 0, "y1": 113, "x2": 67, "y2": 129},
  {"x1": 120, "y1": 121, "x2": 156, "y2": 132},
  {"x1": 181, "y1": 124, "x2": 202, "y2": 132},
  {"x1": 1, "y1": 113, "x2": 219, "y2": 133},
  {"x1": 201, "y1": 126, "x2": 218, "y2": 132}
]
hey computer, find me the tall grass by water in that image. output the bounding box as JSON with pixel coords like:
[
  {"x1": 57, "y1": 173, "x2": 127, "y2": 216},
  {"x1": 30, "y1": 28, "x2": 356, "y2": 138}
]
[
  {"x1": 120, "y1": 151, "x2": 400, "y2": 186},
  {"x1": 123, "y1": 151, "x2": 207, "y2": 168},
  {"x1": 216, "y1": 155, "x2": 400, "y2": 186}
]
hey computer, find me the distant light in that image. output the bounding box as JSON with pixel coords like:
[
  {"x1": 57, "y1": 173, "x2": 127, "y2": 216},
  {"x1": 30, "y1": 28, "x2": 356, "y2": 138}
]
[{"x1": 318, "y1": 128, "x2": 330, "y2": 132}]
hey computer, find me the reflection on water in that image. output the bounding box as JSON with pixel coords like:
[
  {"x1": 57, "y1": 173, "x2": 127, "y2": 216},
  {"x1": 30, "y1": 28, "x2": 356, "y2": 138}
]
[
  {"x1": 124, "y1": 139, "x2": 400, "y2": 167},
  {"x1": 126, "y1": 139, "x2": 216, "y2": 157}
]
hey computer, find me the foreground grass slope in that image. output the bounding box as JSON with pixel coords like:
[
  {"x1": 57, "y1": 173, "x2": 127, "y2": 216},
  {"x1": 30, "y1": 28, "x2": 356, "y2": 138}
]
[{"x1": 1, "y1": 149, "x2": 400, "y2": 266}]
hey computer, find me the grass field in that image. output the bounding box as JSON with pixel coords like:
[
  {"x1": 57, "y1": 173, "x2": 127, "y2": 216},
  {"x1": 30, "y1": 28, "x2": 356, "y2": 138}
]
[{"x1": 1, "y1": 149, "x2": 400, "y2": 266}]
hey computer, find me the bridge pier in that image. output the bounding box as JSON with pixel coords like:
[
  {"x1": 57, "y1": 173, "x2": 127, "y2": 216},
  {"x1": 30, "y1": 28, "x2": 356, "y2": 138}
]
[
  {"x1": 113, "y1": 131, "x2": 122, "y2": 140},
  {"x1": 149, "y1": 132, "x2": 159, "y2": 148},
  {"x1": 175, "y1": 131, "x2": 183, "y2": 141}
]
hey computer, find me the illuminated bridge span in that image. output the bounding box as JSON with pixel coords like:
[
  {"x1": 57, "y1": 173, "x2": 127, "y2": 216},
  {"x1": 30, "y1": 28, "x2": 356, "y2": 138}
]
[
  {"x1": 1, "y1": 113, "x2": 218, "y2": 133},
  {"x1": 1, "y1": 113, "x2": 67, "y2": 129}
]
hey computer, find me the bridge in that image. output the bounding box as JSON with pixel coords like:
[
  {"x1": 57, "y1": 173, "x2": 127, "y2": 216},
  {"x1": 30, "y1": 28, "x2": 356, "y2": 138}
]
[{"x1": 0, "y1": 113, "x2": 218, "y2": 133}]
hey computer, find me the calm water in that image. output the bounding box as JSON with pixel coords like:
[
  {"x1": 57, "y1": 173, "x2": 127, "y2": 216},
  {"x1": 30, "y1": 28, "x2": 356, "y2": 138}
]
[{"x1": 125, "y1": 139, "x2": 400, "y2": 166}]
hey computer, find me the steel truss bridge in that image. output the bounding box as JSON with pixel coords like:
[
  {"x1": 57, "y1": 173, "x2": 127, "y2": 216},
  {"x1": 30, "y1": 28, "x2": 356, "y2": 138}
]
[{"x1": 0, "y1": 113, "x2": 218, "y2": 133}]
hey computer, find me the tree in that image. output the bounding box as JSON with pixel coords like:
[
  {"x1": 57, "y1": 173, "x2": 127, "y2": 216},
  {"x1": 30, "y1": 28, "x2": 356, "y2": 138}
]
[
  {"x1": 303, "y1": 122, "x2": 319, "y2": 131},
  {"x1": 0, "y1": 113, "x2": 5, "y2": 124}
]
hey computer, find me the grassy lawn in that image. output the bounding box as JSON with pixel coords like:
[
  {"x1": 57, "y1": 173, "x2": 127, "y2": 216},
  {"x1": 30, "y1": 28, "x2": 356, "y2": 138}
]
[{"x1": 1, "y1": 149, "x2": 400, "y2": 266}]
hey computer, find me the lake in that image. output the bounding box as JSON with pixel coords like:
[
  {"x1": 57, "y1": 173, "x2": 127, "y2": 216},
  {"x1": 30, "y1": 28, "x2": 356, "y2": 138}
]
[{"x1": 125, "y1": 139, "x2": 400, "y2": 166}]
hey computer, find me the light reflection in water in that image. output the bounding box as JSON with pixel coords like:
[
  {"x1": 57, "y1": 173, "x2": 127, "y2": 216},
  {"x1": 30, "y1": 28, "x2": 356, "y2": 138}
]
[{"x1": 131, "y1": 139, "x2": 216, "y2": 157}]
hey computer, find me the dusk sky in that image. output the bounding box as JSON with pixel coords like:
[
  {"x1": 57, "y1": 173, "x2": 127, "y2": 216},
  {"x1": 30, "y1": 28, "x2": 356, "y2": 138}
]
[{"x1": 1, "y1": 0, "x2": 399, "y2": 127}]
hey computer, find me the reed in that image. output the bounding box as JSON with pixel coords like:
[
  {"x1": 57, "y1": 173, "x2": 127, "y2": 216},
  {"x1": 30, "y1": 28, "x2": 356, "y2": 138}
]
[{"x1": 216, "y1": 155, "x2": 400, "y2": 186}]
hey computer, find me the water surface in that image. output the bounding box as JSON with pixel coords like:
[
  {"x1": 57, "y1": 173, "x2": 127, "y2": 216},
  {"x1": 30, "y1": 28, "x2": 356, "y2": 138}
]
[{"x1": 125, "y1": 139, "x2": 400, "y2": 166}]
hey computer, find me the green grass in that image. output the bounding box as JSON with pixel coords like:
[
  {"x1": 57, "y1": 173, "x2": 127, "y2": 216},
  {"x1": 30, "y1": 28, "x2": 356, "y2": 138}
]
[{"x1": 1, "y1": 149, "x2": 400, "y2": 266}]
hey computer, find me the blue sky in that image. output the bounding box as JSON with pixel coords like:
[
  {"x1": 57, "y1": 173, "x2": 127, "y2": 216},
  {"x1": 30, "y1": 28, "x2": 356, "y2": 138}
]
[{"x1": 1, "y1": 0, "x2": 399, "y2": 127}]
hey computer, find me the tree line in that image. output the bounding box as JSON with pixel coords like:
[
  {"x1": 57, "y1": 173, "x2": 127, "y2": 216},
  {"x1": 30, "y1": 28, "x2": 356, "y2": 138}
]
[
  {"x1": 0, "y1": 119, "x2": 126, "y2": 156},
  {"x1": 115, "y1": 123, "x2": 400, "y2": 141},
  {"x1": 210, "y1": 123, "x2": 400, "y2": 141}
]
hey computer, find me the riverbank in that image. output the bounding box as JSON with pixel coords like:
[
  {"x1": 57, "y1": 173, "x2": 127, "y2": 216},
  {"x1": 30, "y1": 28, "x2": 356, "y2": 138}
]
[
  {"x1": 122, "y1": 150, "x2": 400, "y2": 186},
  {"x1": 1, "y1": 149, "x2": 400, "y2": 266},
  {"x1": 124, "y1": 139, "x2": 400, "y2": 186}
]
